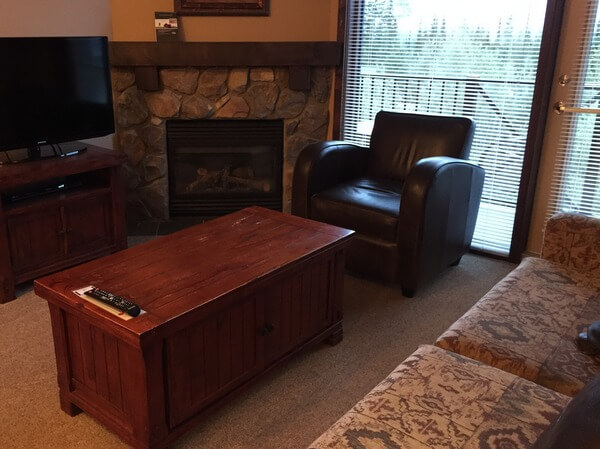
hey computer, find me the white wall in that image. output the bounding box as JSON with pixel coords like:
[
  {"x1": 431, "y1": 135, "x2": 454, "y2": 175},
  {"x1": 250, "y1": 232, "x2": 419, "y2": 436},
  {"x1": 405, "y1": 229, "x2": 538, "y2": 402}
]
[{"x1": 0, "y1": 0, "x2": 114, "y2": 148}]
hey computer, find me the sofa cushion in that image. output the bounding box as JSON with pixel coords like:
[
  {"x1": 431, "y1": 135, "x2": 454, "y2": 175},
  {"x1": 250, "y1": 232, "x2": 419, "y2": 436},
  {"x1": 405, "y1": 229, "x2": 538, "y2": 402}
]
[
  {"x1": 309, "y1": 345, "x2": 569, "y2": 449},
  {"x1": 311, "y1": 177, "x2": 401, "y2": 241},
  {"x1": 532, "y1": 375, "x2": 600, "y2": 449},
  {"x1": 542, "y1": 212, "x2": 600, "y2": 286},
  {"x1": 436, "y1": 256, "x2": 600, "y2": 396}
]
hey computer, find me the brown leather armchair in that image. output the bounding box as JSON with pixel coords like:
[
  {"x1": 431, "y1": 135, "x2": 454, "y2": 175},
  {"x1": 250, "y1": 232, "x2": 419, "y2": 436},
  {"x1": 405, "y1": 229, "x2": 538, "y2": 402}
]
[{"x1": 292, "y1": 111, "x2": 484, "y2": 297}]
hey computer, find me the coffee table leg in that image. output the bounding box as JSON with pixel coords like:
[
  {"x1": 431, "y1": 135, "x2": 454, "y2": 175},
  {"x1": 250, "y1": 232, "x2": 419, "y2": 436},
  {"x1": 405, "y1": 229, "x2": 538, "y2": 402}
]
[
  {"x1": 326, "y1": 325, "x2": 343, "y2": 346},
  {"x1": 60, "y1": 394, "x2": 82, "y2": 416}
]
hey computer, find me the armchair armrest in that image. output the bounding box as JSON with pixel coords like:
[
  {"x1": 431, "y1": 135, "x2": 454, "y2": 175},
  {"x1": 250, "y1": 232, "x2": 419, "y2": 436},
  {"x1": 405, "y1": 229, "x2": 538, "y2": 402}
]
[
  {"x1": 398, "y1": 156, "x2": 485, "y2": 292},
  {"x1": 541, "y1": 213, "x2": 600, "y2": 275},
  {"x1": 291, "y1": 141, "x2": 369, "y2": 217}
]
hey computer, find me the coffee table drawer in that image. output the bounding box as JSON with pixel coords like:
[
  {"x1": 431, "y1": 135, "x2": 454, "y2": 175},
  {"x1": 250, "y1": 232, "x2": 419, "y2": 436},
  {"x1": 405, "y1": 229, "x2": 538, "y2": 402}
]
[
  {"x1": 166, "y1": 256, "x2": 338, "y2": 428},
  {"x1": 264, "y1": 258, "x2": 335, "y2": 364},
  {"x1": 166, "y1": 294, "x2": 264, "y2": 428}
]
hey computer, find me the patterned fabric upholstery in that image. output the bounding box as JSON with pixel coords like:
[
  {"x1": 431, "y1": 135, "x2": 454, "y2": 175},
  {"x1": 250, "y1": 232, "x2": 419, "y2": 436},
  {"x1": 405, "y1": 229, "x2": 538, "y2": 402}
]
[
  {"x1": 309, "y1": 345, "x2": 569, "y2": 449},
  {"x1": 436, "y1": 213, "x2": 600, "y2": 396},
  {"x1": 542, "y1": 213, "x2": 600, "y2": 286}
]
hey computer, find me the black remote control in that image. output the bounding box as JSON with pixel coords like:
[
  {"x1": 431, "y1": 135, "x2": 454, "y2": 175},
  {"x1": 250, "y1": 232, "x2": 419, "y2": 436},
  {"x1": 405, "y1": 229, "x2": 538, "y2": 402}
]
[{"x1": 84, "y1": 287, "x2": 141, "y2": 317}]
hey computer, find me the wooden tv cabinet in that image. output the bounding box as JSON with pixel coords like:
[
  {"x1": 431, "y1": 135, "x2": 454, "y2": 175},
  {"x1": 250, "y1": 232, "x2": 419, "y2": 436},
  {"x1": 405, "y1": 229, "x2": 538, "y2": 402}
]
[{"x1": 0, "y1": 144, "x2": 127, "y2": 303}]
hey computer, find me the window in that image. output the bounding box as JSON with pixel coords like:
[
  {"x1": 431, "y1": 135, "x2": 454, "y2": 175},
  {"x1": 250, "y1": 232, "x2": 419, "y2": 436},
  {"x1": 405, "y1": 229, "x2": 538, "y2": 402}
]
[{"x1": 343, "y1": 0, "x2": 549, "y2": 255}]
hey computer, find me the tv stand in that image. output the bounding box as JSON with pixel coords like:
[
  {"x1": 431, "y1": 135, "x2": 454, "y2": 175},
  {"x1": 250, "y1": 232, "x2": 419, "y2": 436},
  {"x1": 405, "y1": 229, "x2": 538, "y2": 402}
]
[{"x1": 0, "y1": 144, "x2": 127, "y2": 303}]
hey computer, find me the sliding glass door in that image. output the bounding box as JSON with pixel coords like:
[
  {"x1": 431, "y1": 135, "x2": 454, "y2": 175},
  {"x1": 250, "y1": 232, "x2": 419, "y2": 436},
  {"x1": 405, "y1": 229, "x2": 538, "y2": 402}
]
[{"x1": 342, "y1": 0, "x2": 550, "y2": 256}]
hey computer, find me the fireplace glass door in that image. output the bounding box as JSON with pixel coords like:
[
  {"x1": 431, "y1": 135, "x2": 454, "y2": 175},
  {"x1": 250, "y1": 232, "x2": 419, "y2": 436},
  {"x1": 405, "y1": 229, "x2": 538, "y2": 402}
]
[{"x1": 167, "y1": 119, "x2": 283, "y2": 216}]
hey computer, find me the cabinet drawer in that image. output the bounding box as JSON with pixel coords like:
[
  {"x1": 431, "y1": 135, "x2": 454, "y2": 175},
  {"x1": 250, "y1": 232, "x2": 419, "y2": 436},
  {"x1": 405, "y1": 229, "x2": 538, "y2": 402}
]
[
  {"x1": 6, "y1": 188, "x2": 115, "y2": 280},
  {"x1": 7, "y1": 208, "x2": 64, "y2": 274},
  {"x1": 63, "y1": 192, "x2": 113, "y2": 257}
]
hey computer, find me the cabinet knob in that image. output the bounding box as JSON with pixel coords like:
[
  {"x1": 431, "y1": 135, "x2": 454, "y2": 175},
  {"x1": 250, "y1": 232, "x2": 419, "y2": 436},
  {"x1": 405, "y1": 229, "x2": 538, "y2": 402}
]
[{"x1": 259, "y1": 323, "x2": 275, "y2": 336}]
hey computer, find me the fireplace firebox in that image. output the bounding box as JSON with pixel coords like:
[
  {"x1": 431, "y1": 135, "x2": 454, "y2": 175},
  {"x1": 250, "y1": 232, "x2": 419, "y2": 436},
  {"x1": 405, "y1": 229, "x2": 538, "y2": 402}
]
[{"x1": 167, "y1": 119, "x2": 283, "y2": 216}]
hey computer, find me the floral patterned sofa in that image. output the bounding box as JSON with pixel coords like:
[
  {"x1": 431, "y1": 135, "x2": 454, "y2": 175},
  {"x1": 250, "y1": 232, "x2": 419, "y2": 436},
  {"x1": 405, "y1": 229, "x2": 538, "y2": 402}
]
[
  {"x1": 309, "y1": 345, "x2": 569, "y2": 449},
  {"x1": 308, "y1": 213, "x2": 600, "y2": 449},
  {"x1": 436, "y1": 213, "x2": 600, "y2": 396}
]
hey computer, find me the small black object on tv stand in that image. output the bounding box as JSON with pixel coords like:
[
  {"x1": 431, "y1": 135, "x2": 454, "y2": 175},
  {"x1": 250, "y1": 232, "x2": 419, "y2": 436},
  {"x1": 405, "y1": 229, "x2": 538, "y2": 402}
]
[{"x1": 1, "y1": 142, "x2": 87, "y2": 164}]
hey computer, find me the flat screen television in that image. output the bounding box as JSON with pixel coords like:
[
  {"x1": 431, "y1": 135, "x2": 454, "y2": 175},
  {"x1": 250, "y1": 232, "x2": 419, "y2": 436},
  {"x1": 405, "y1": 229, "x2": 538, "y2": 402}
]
[{"x1": 0, "y1": 36, "x2": 114, "y2": 162}]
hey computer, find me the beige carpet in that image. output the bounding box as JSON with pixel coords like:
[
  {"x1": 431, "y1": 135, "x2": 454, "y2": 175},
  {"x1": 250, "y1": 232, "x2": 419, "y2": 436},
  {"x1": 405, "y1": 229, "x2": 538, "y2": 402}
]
[{"x1": 0, "y1": 253, "x2": 514, "y2": 449}]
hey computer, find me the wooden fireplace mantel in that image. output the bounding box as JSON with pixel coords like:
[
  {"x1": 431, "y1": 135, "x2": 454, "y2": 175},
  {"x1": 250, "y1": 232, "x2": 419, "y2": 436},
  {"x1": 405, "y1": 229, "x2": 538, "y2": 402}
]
[
  {"x1": 109, "y1": 41, "x2": 343, "y2": 67},
  {"x1": 109, "y1": 41, "x2": 343, "y2": 91}
]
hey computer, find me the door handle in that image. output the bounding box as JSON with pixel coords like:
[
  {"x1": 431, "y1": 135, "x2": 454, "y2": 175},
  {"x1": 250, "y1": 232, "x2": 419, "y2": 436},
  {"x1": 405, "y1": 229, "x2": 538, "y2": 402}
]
[{"x1": 553, "y1": 101, "x2": 600, "y2": 115}]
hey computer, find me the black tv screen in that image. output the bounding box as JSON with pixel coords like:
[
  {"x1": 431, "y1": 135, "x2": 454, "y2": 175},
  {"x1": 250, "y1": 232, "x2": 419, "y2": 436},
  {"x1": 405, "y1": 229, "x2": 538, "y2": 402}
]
[{"x1": 0, "y1": 36, "x2": 114, "y2": 152}]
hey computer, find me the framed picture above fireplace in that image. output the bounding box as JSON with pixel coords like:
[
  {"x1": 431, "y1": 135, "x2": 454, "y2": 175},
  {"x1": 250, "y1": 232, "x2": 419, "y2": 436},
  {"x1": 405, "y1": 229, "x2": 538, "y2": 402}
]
[{"x1": 174, "y1": 0, "x2": 269, "y2": 16}]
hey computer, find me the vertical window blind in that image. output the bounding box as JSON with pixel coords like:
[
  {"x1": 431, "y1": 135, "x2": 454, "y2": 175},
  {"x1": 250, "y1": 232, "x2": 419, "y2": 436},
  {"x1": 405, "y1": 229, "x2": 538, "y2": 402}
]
[
  {"x1": 547, "y1": 2, "x2": 600, "y2": 219},
  {"x1": 342, "y1": 0, "x2": 548, "y2": 255}
]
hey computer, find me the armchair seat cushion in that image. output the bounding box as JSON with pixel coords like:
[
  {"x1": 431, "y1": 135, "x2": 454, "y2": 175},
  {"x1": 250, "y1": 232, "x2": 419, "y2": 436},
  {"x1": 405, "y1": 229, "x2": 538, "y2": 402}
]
[{"x1": 310, "y1": 177, "x2": 401, "y2": 241}]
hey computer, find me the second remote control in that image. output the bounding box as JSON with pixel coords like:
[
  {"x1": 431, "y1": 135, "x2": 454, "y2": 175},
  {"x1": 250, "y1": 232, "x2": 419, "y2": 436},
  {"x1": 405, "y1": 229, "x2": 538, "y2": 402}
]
[{"x1": 85, "y1": 287, "x2": 141, "y2": 317}]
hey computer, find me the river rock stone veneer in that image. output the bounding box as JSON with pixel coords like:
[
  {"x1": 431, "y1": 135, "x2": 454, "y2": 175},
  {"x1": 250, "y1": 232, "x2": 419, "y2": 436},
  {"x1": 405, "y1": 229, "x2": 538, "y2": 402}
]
[{"x1": 111, "y1": 66, "x2": 333, "y2": 221}]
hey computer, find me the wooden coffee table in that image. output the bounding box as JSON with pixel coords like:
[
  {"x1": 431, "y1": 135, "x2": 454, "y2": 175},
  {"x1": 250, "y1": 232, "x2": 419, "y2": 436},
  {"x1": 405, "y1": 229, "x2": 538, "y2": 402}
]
[{"x1": 34, "y1": 207, "x2": 353, "y2": 449}]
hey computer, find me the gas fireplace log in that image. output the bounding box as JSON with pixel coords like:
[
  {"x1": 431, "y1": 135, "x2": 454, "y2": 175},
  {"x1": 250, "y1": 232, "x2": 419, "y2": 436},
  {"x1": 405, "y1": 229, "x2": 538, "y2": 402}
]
[
  {"x1": 185, "y1": 166, "x2": 272, "y2": 193},
  {"x1": 186, "y1": 167, "x2": 222, "y2": 192},
  {"x1": 231, "y1": 167, "x2": 255, "y2": 179},
  {"x1": 223, "y1": 174, "x2": 272, "y2": 192}
]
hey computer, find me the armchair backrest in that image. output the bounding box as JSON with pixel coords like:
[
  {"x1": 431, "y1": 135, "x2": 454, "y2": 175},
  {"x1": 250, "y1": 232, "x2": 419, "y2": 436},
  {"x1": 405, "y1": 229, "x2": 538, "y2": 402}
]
[{"x1": 367, "y1": 111, "x2": 475, "y2": 181}]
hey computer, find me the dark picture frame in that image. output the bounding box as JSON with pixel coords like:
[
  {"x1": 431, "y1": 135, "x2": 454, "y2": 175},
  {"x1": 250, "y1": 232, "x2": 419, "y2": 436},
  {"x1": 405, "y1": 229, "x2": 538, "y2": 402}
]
[{"x1": 174, "y1": 0, "x2": 270, "y2": 16}]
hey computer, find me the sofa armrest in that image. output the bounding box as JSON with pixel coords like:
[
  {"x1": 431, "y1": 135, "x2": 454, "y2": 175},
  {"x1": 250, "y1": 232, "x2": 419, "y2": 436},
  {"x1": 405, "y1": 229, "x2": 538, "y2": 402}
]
[
  {"x1": 399, "y1": 156, "x2": 484, "y2": 292},
  {"x1": 291, "y1": 141, "x2": 369, "y2": 218},
  {"x1": 541, "y1": 212, "x2": 600, "y2": 275}
]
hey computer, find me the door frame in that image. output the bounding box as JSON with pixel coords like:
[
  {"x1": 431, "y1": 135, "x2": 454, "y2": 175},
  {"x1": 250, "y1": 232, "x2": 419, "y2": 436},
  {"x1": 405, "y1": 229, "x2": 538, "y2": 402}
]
[
  {"x1": 332, "y1": 0, "x2": 349, "y2": 140},
  {"x1": 510, "y1": 0, "x2": 567, "y2": 261}
]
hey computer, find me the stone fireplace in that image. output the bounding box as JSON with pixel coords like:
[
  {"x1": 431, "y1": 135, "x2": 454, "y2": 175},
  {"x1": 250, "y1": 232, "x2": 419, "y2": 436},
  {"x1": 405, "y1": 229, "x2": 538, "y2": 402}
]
[{"x1": 111, "y1": 63, "x2": 334, "y2": 222}]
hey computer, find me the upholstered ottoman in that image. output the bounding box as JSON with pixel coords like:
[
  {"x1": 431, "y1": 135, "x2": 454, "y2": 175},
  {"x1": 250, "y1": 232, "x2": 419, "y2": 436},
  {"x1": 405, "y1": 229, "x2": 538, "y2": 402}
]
[
  {"x1": 309, "y1": 345, "x2": 568, "y2": 449},
  {"x1": 436, "y1": 213, "x2": 600, "y2": 396}
]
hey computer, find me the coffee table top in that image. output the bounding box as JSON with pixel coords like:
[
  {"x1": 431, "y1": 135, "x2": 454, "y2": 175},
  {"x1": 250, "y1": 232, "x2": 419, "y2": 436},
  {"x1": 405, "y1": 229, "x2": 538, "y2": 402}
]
[{"x1": 34, "y1": 207, "x2": 353, "y2": 337}]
